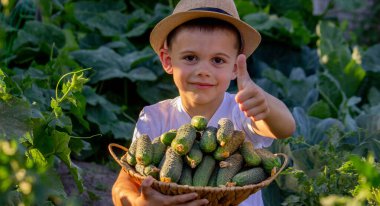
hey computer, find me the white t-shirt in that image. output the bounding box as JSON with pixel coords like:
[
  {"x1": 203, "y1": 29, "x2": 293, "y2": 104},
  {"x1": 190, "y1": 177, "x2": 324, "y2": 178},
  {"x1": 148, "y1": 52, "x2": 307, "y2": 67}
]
[{"x1": 132, "y1": 92, "x2": 273, "y2": 206}]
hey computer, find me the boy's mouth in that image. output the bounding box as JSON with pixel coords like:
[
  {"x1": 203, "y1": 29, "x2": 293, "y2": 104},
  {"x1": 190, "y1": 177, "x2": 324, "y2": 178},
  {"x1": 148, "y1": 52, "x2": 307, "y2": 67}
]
[{"x1": 190, "y1": 82, "x2": 214, "y2": 89}]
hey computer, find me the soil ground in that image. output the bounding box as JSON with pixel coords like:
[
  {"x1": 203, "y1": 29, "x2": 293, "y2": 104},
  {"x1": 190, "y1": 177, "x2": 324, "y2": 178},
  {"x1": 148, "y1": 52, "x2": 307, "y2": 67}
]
[{"x1": 58, "y1": 160, "x2": 119, "y2": 206}]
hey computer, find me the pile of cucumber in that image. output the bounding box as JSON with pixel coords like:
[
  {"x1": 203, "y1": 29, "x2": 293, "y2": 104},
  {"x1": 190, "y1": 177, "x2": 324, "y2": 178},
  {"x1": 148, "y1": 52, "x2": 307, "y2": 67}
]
[{"x1": 122, "y1": 116, "x2": 281, "y2": 187}]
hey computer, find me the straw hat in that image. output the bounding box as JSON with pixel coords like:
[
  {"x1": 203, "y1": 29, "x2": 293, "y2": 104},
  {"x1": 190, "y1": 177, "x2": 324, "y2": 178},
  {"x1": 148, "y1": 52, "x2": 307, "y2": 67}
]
[{"x1": 149, "y1": 0, "x2": 261, "y2": 57}]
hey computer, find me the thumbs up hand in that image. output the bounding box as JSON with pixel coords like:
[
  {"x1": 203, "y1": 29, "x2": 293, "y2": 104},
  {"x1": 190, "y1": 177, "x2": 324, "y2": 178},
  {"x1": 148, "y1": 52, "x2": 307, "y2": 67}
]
[{"x1": 235, "y1": 54, "x2": 270, "y2": 121}]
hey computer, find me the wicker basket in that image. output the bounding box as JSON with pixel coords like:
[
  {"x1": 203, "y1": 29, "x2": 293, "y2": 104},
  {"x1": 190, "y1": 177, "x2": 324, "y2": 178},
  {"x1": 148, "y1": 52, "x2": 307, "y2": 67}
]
[{"x1": 109, "y1": 143, "x2": 288, "y2": 206}]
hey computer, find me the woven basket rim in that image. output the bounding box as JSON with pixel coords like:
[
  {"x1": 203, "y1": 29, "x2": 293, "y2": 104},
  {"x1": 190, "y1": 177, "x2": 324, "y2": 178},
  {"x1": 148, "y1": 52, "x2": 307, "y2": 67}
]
[{"x1": 109, "y1": 143, "x2": 288, "y2": 191}]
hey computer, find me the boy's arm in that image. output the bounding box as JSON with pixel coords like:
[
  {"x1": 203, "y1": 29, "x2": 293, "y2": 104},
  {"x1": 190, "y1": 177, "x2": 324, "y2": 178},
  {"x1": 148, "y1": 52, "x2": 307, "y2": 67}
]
[
  {"x1": 112, "y1": 170, "x2": 140, "y2": 206},
  {"x1": 250, "y1": 91, "x2": 295, "y2": 138},
  {"x1": 112, "y1": 169, "x2": 209, "y2": 206},
  {"x1": 234, "y1": 54, "x2": 296, "y2": 139}
]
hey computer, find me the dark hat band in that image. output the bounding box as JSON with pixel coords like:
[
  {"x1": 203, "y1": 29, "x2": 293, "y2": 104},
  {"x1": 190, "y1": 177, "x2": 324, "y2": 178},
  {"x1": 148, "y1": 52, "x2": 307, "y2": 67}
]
[{"x1": 189, "y1": 7, "x2": 232, "y2": 16}]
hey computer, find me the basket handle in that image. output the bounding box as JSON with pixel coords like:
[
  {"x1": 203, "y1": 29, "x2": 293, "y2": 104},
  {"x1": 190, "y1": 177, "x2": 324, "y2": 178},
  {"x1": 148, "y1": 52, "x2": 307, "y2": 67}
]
[
  {"x1": 274, "y1": 153, "x2": 289, "y2": 174},
  {"x1": 108, "y1": 143, "x2": 129, "y2": 168}
]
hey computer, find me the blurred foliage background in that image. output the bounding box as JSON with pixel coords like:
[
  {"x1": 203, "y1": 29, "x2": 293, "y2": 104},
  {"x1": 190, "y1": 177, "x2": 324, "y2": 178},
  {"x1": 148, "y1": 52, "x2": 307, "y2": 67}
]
[{"x1": 0, "y1": 0, "x2": 379, "y2": 205}]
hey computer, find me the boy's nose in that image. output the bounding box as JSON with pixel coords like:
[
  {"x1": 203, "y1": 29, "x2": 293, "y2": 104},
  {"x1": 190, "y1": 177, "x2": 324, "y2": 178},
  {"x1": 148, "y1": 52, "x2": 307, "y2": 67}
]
[{"x1": 194, "y1": 62, "x2": 212, "y2": 77}]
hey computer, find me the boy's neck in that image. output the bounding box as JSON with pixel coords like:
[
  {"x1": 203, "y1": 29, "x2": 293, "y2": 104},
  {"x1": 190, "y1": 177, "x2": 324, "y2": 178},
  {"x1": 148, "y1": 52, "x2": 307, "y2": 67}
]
[{"x1": 180, "y1": 93, "x2": 225, "y2": 120}]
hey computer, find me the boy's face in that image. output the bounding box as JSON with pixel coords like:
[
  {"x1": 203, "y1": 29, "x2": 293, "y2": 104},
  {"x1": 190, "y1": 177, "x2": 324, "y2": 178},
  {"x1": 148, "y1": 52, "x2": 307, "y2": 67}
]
[{"x1": 161, "y1": 28, "x2": 239, "y2": 107}]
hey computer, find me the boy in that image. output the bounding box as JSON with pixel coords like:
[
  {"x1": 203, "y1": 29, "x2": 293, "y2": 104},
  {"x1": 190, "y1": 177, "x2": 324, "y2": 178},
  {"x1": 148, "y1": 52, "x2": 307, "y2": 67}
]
[{"x1": 112, "y1": 0, "x2": 296, "y2": 205}]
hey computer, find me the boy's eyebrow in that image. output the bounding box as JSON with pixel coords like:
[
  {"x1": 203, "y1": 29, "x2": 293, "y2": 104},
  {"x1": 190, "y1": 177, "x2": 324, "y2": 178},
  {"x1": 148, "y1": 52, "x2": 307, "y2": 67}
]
[{"x1": 179, "y1": 50, "x2": 232, "y2": 58}]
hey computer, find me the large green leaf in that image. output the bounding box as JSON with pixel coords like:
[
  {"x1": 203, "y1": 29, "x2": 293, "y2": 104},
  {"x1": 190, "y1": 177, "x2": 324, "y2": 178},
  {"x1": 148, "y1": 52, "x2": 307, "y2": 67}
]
[
  {"x1": 120, "y1": 48, "x2": 155, "y2": 70},
  {"x1": 262, "y1": 67, "x2": 317, "y2": 108},
  {"x1": 317, "y1": 72, "x2": 345, "y2": 116},
  {"x1": 244, "y1": 12, "x2": 293, "y2": 37},
  {"x1": 124, "y1": 9, "x2": 151, "y2": 38},
  {"x1": 12, "y1": 21, "x2": 65, "y2": 51},
  {"x1": 111, "y1": 121, "x2": 134, "y2": 140},
  {"x1": 244, "y1": 10, "x2": 312, "y2": 46},
  {"x1": 292, "y1": 107, "x2": 344, "y2": 146},
  {"x1": 292, "y1": 107, "x2": 312, "y2": 140},
  {"x1": 317, "y1": 21, "x2": 366, "y2": 97},
  {"x1": 82, "y1": 11, "x2": 129, "y2": 37},
  {"x1": 0, "y1": 98, "x2": 32, "y2": 138},
  {"x1": 71, "y1": 47, "x2": 128, "y2": 83},
  {"x1": 307, "y1": 100, "x2": 331, "y2": 119},
  {"x1": 362, "y1": 44, "x2": 380, "y2": 72},
  {"x1": 33, "y1": 130, "x2": 84, "y2": 192},
  {"x1": 334, "y1": 0, "x2": 366, "y2": 11},
  {"x1": 137, "y1": 79, "x2": 178, "y2": 104},
  {"x1": 8, "y1": 21, "x2": 65, "y2": 66},
  {"x1": 26, "y1": 148, "x2": 48, "y2": 168},
  {"x1": 235, "y1": 0, "x2": 260, "y2": 17},
  {"x1": 126, "y1": 67, "x2": 157, "y2": 82},
  {"x1": 67, "y1": 0, "x2": 126, "y2": 24},
  {"x1": 367, "y1": 87, "x2": 380, "y2": 107},
  {"x1": 355, "y1": 88, "x2": 380, "y2": 135},
  {"x1": 83, "y1": 87, "x2": 133, "y2": 139},
  {"x1": 86, "y1": 105, "x2": 117, "y2": 134}
]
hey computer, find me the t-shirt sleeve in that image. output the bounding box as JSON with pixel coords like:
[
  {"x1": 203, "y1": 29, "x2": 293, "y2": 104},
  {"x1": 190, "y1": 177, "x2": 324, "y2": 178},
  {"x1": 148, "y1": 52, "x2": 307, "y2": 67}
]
[
  {"x1": 232, "y1": 104, "x2": 273, "y2": 149},
  {"x1": 132, "y1": 106, "x2": 160, "y2": 142}
]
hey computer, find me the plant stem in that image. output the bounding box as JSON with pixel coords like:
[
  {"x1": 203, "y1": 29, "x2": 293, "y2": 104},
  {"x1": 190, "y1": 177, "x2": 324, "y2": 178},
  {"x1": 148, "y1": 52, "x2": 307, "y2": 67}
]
[{"x1": 55, "y1": 68, "x2": 91, "y2": 102}]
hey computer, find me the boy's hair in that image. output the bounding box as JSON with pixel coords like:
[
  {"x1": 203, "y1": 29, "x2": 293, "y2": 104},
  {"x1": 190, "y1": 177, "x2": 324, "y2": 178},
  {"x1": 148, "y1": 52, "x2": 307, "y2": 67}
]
[{"x1": 166, "y1": 18, "x2": 242, "y2": 54}]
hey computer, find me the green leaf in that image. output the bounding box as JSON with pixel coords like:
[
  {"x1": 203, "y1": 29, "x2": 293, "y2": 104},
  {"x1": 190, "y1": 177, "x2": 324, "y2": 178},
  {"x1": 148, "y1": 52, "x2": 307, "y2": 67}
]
[
  {"x1": 137, "y1": 80, "x2": 178, "y2": 104},
  {"x1": 34, "y1": 130, "x2": 84, "y2": 192},
  {"x1": 69, "y1": 94, "x2": 89, "y2": 130},
  {"x1": 362, "y1": 44, "x2": 380, "y2": 72},
  {"x1": 317, "y1": 21, "x2": 366, "y2": 97},
  {"x1": 39, "y1": 169, "x2": 68, "y2": 199},
  {"x1": 120, "y1": 48, "x2": 155, "y2": 69},
  {"x1": 356, "y1": 114, "x2": 380, "y2": 135},
  {"x1": 26, "y1": 148, "x2": 48, "y2": 168},
  {"x1": 71, "y1": 47, "x2": 129, "y2": 83},
  {"x1": 82, "y1": 87, "x2": 120, "y2": 111},
  {"x1": 68, "y1": 0, "x2": 126, "y2": 25},
  {"x1": 111, "y1": 121, "x2": 134, "y2": 140},
  {"x1": 292, "y1": 107, "x2": 311, "y2": 139},
  {"x1": 0, "y1": 98, "x2": 32, "y2": 138},
  {"x1": 235, "y1": 0, "x2": 259, "y2": 17},
  {"x1": 86, "y1": 105, "x2": 117, "y2": 134},
  {"x1": 244, "y1": 12, "x2": 293, "y2": 36},
  {"x1": 48, "y1": 114, "x2": 72, "y2": 133},
  {"x1": 262, "y1": 67, "x2": 288, "y2": 88},
  {"x1": 85, "y1": 11, "x2": 129, "y2": 37},
  {"x1": 125, "y1": 22, "x2": 150, "y2": 37},
  {"x1": 126, "y1": 67, "x2": 157, "y2": 82},
  {"x1": 12, "y1": 21, "x2": 65, "y2": 51},
  {"x1": 69, "y1": 139, "x2": 91, "y2": 156},
  {"x1": 307, "y1": 100, "x2": 331, "y2": 119},
  {"x1": 341, "y1": 60, "x2": 366, "y2": 97},
  {"x1": 334, "y1": 0, "x2": 366, "y2": 11},
  {"x1": 310, "y1": 118, "x2": 344, "y2": 145},
  {"x1": 367, "y1": 87, "x2": 380, "y2": 107},
  {"x1": 350, "y1": 155, "x2": 380, "y2": 187},
  {"x1": 317, "y1": 72, "x2": 345, "y2": 116},
  {"x1": 317, "y1": 21, "x2": 351, "y2": 69}
]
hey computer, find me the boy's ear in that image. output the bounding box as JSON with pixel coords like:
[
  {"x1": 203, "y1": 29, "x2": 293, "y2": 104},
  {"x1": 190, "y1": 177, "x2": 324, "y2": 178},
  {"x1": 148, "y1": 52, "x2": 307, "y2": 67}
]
[
  {"x1": 232, "y1": 61, "x2": 238, "y2": 80},
  {"x1": 159, "y1": 48, "x2": 173, "y2": 74}
]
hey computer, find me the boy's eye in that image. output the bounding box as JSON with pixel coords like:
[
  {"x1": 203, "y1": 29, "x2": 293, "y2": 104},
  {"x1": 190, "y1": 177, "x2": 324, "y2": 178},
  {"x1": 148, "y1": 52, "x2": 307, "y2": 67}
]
[
  {"x1": 212, "y1": 57, "x2": 225, "y2": 64},
  {"x1": 184, "y1": 55, "x2": 197, "y2": 62}
]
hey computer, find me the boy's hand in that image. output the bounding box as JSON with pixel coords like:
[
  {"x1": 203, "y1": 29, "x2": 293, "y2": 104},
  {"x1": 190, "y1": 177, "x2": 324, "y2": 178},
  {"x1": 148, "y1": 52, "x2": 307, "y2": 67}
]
[
  {"x1": 235, "y1": 54, "x2": 269, "y2": 121},
  {"x1": 134, "y1": 176, "x2": 209, "y2": 206}
]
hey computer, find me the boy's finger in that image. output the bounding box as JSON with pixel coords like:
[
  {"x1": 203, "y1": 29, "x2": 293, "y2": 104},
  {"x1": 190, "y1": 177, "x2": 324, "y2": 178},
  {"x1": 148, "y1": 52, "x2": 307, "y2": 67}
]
[
  {"x1": 140, "y1": 176, "x2": 154, "y2": 196},
  {"x1": 236, "y1": 54, "x2": 251, "y2": 91},
  {"x1": 166, "y1": 193, "x2": 198, "y2": 204},
  {"x1": 177, "y1": 198, "x2": 209, "y2": 206}
]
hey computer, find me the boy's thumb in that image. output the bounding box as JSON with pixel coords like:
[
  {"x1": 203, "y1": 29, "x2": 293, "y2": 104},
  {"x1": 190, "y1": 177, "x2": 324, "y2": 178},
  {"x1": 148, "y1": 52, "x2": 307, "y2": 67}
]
[{"x1": 236, "y1": 54, "x2": 250, "y2": 91}]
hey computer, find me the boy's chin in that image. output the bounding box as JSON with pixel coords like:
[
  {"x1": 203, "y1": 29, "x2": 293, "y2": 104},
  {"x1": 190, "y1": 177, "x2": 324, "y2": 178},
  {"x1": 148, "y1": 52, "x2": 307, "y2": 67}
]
[{"x1": 185, "y1": 93, "x2": 223, "y2": 105}]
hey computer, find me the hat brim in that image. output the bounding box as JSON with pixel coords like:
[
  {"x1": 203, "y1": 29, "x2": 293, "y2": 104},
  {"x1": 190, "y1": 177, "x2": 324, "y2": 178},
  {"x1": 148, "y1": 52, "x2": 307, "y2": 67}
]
[{"x1": 150, "y1": 11, "x2": 261, "y2": 57}]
